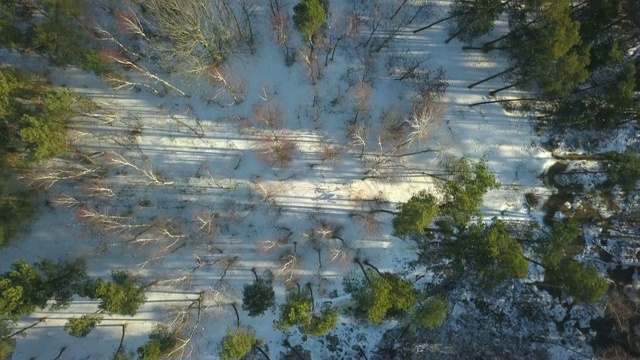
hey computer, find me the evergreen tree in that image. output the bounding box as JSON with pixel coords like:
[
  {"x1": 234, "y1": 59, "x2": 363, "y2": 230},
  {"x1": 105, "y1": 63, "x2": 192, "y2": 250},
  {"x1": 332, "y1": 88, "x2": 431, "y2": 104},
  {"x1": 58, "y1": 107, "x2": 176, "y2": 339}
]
[
  {"x1": 293, "y1": 0, "x2": 327, "y2": 41},
  {"x1": 546, "y1": 259, "x2": 608, "y2": 303},
  {"x1": 303, "y1": 303, "x2": 338, "y2": 337},
  {"x1": 344, "y1": 269, "x2": 416, "y2": 324},
  {"x1": 275, "y1": 290, "x2": 338, "y2": 336},
  {"x1": 392, "y1": 191, "x2": 438, "y2": 237},
  {"x1": 437, "y1": 157, "x2": 500, "y2": 233},
  {"x1": 603, "y1": 150, "x2": 640, "y2": 191},
  {"x1": 445, "y1": 219, "x2": 528, "y2": 288},
  {"x1": 219, "y1": 326, "x2": 258, "y2": 360},
  {"x1": 411, "y1": 296, "x2": 448, "y2": 329},
  {"x1": 64, "y1": 313, "x2": 103, "y2": 338},
  {"x1": 242, "y1": 273, "x2": 276, "y2": 317},
  {"x1": 541, "y1": 218, "x2": 581, "y2": 269},
  {"x1": 447, "y1": 0, "x2": 506, "y2": 43},
  {"x1": 0, "y1": 319, "x2": 15, "y2": 359},
  {"x1": 86, "y1": 271, "x2": 147, "y2": 316},
  {"x1": 0, "y1": 258, "x2": 87, "y2": 320},
  {"x1": 136, "y1": 325, "x2": 177, "y2": 360},
  {"x1": 503, "y1": 0, "x2": 590, "y2": 97}
]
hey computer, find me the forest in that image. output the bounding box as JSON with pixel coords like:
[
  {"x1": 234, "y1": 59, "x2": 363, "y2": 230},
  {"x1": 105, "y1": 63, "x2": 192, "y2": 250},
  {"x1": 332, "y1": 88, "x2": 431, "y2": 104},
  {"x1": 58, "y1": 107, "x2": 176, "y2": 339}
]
[{"x1": 0, "y1": 0, "x2": 638, "y2": 359}]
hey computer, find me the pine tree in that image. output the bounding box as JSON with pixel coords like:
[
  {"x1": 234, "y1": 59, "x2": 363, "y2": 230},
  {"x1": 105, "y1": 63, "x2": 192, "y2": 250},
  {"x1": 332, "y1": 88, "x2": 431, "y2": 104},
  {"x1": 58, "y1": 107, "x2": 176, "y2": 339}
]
[
  {"x1": 546, "y1": 259, "x2": 608, "y2": 303},
  {"x1": 445, "y1": 219, "x2": 528, "y2": 288},
  {"x1": 344, "y1": 269, "x2": 416, "y2": 324},
  {"x1": 293, "y1": 0, "x2": 327, "y2": 41},
  {"x1": 411, "y1": 296, "x2": 448, "y2": 329},
  {"x1": 86, "y1": 270, "x2": 147, "y2": 316},
  {"x1": 242, "y1": 272, "x2": 276, "y2": 317},
  {"x1": 64, "y1": 313, "x2": 103, "y2": 338},
  {"x1": 136, "y1": 325, "x2": 177, "y2": 360},
  {"x1": 447, "y1": 0, "x2": 507, "y2": 44},
  {"x1": 392, "y1": 191, "x2": 438, "y2": 237},
  {"x1": 275, "y1": 289, "x2": 338, "y2": 336},
  {"x1": 219, "y1": 327, "x2": 258, "y2": 360},
  {"x1": 437, "y1": 157, "x2": 500, "y2": 233}
]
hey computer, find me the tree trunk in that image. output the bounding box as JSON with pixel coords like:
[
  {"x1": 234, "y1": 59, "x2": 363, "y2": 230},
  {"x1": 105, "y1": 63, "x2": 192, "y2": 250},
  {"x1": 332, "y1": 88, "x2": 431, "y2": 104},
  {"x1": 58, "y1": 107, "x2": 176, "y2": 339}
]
[
  {"x1": 551, "y1": 152, "x2": 605, "y2": 161},
  {"x1": 467, "y1": 66, "x2": 516, "y2": 89},
  {"x1": 253, "y1": 345, "x2": 272, "y2": 360},
  {"x1": 489, "y1": 78, "x2": 528, "y2": 96},
  {"x1": 113, "y1": 324, "x2": 127, "y2": 359},
  {"x1": 413, "y1": 14, "x2": 460, "y2": 34},
  {"x1": 231, "y1": 303, "x2": 240, "y2": 333},
  {"x1": 53, "y1": 346, "x2": 67, "y2": 360},
  {"x1": 1, "y1": 318, "x2": 46, "y2": 341},
  {"x1": 306, "y1": 283, "x2": 315, "y2": 313},
  {"x1": 354, "y1": 259, "x2": 371, "y2": 283},
  {"x1": 283, "y1": 339, "x2": 306, "y2": 360},
  {"x1": 468, "y1": 97, "x2": 540, "y2": 107},
  {"x1": 391, "y1": 0, "x2": 409, "y2": 20},
  {"x1": 363, "y1": 260, "x2": 382, "y2": 276}
]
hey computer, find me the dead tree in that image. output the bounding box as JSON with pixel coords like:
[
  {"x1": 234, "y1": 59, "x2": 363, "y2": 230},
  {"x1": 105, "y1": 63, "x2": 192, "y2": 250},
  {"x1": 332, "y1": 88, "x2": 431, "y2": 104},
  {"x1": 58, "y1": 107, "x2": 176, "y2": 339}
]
[{"x1": 107, "y1": 152, "x2": 174, "y2": 186}]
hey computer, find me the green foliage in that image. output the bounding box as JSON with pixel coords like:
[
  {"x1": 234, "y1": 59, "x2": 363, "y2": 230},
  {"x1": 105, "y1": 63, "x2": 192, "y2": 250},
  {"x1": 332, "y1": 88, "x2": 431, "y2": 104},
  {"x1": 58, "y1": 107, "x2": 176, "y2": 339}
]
[
  {"x1": 0, "y1": 259, "x2": 87, "y2": 320},
  {"x1": 505, "y1": 0, "x2": 590, "y2": 97},
  {"x1": 0, "y1": 67, "x2": 76, "y2": 162},
  {"x1": 64, "y1": 313, "x2": 103, "y2": 338},
  {"x1": 541, "y1": 218, "x2": 581, "y2": 269},
  {"x1": 35, "y1": 258, "x2": 87, "y2": 310},
  {"x1": 136, "y1": 325, "x2": 177, "y2": 360},
  {"x1": 30, "y1": 15, "x2": 91, "y2": 66},
  {"x1": 0, "y1": 319, "x2": 15, "y2": 360},
  {"x1": 303, "y1": 303, "x2": 338, "y2": 336},
  {"x1": 275, "y1": 291, "x2": 313, "y2": 331},
  {"x1": 550, "y1": 62, "x2": 636, "y2": 129},
  {"x1": 0, "y1": 195, "x2": 35, "y2": 246},
  {"x1": 80, "y1": 51, "x2": 111, "y2": 75},
  {"x1": 448, "y1": 0, "x2": 505, "y2": 43},
  {"x1": 411, "y1": 296, "x2": 448, "y2": 329},
  {"x1": 392, "y1": 191, "x2": 437, "y2": 237},
  {"x1": 438, "y1": 157, "x2": 500, "y2": 233},
  {"x1": 220, "y1": 327, "x2": 258, "y2": 360},
  {"x1": 39, "y1": 0, "x2": 88, "y2": 19},
  {"x1": 242, "y1": 276, "x2": 276, "y2": 317},
  {"x1": 603, "y1": 150, "x2": 640, "y2": 192},
  {"x1": 293, "y1": 0, "x2": 327, "y2": 40},
  {"x1": 0, "y1": 8, "x2": 23, "y2": 50},
  {"x1": 20, "y1": 114, "x2": 67, "y2": 160},
  {"x1": 275, "y1": 290, "x2": 338, "y2": 336},
  {"x1": 89, "y1": 271, "x2": 147, "y2": 316},
  {"x1": 445, "y1": 219, "x2": 528, "y2": 288},
  {"x1": 345, "y1": 270, "x2": 416, "y2": 324},
  {"x1": 546, "y1": 259, "x2": 608, "y2": 303}
]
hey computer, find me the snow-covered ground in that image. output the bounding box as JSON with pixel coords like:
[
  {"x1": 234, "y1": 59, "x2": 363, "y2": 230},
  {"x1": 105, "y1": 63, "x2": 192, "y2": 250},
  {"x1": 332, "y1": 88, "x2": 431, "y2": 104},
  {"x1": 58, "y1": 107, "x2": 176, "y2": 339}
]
[{"x1": 1, "y1": 1, "x2": 595, "y2": 359}]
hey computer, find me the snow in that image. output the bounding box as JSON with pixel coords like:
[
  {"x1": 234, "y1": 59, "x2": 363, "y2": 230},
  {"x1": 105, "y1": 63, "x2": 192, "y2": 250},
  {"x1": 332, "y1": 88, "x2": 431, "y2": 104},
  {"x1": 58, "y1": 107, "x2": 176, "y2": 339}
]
[{"x1": 0, "y1": 0, "x2": 615, "y2": 359}]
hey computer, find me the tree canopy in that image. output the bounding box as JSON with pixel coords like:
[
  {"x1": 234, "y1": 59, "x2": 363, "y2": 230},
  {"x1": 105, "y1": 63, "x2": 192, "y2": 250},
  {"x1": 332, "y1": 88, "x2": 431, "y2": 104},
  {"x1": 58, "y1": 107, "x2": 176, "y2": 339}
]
[
  {"x1": 344, "y1": 269, "x2": 416, "y2": 324},
  {"x1": 242, "y1": 275, "x2": 276, "y2": 317},
  {"x1": 445, "y1": 219, "x2": 528, "y2": 288},
  {"x1": 220, "y1": 327, "x2": 259, "y2": 360},
  {"x1": 84, "y1": 270, "x2": 147, "y2": 316},
  {"x1": 275, "y1": 290, "x2": 338, "y2": 336},
  {"x1": 293, "y1": 0, "x2": 327, "y2": 40}
]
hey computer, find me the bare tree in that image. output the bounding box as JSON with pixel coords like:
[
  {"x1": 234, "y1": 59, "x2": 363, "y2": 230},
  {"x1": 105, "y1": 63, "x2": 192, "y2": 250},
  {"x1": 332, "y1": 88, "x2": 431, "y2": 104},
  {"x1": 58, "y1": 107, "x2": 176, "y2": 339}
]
[
  {"x1": 91, "y1": 26, "x2": 188, "y2": 96},
  {"x1": 261, "y1": 226, "x2": 293, "y2": 254},
  {"x1": 277, "y1": 250, "x2": 302, "y2": 286},
  {"x1": 206, "y1": 65, "x2": 246, "y2": 106},
  {"x1": 347, "y1": 120, "x2": 371, "y2": 159},
  {"x1": 19, "y1": 163, "x2": 105, "y2": 190},
  {"x1": 107, "y1": 152, "x2": 174, "y2": 186},
  {"x1": 144, "y1": 0, "x2": 255, "y2": 77}
]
